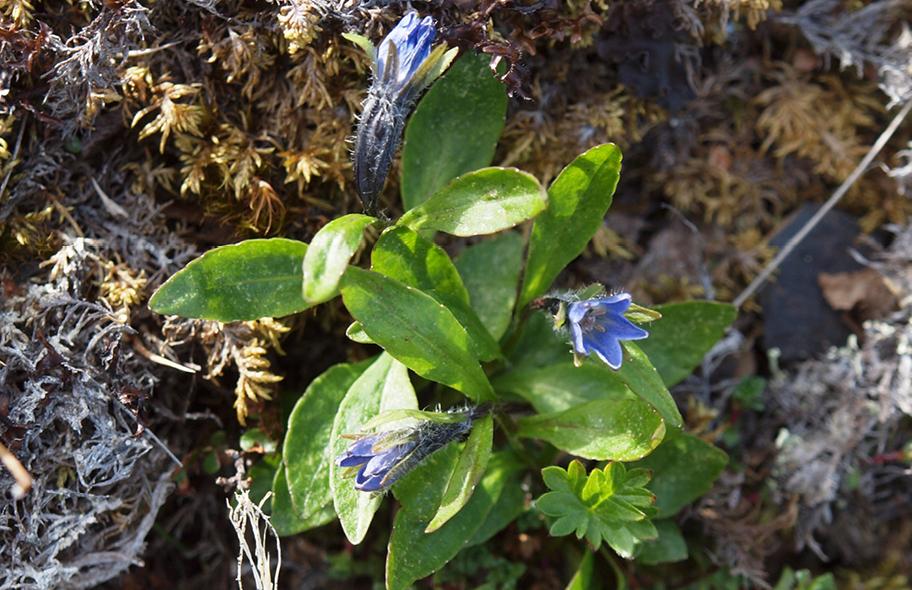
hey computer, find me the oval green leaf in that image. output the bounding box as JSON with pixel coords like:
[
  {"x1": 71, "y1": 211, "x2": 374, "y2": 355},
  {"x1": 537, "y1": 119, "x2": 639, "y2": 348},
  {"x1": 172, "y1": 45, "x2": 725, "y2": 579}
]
[
  {"x1": 302, "y1": 213, "x2": 375, "y2": 304},
  {"x1": 637, "y1": 301, "x2": 737, "y2": 387},
  {"x1": 329, "y1": 353, "x2": 418, "y2": 544},
  {"x1": 425, "y1": 414, "x2": 494, "y2": 533},
  {"x1": 340, "y1": 267, "x2": 495, "y2": 401},
  {"x1": 271, "y1": 465, "x2": 335, "y2": 537},
  {"x1": 615, "y1": 342, "x2": 684, "y2": 428},
  {"x1": 493, "y1": 363, "x2": 632, "y2": 414},
  {"x1": 148, "y1": 238, "x2": 309, "y2": 321},
  {"x1": 401, "y1": 52, "x2": 508, "y2": 211},
  {"x1": 519, "y1": 144, "x2": 622, "y2": 308},
  {"x1": 516, "y1": 398, "x2": 666, "y2": 461},
  {"x1": 455, "y1": 231, "x2": 524, "y2": 340},
  {"x1": 634, "y1": 519, "x2": 688, "y2": 565},
  {"x1": 283, "y1": 360, "x2": 371, "y2": 527},
  {"x1": 630, "y1": 430, "x2": 728, "y2": 518},
  {"x1": 372, "y1": 226, "x2": 500, "y2": 360},
  {"x1": 387, "y1": 451, "x2": 513, "y2": 590},
  {"x1": 398, "y1": 167, "x2": 547, "y2": 237}
]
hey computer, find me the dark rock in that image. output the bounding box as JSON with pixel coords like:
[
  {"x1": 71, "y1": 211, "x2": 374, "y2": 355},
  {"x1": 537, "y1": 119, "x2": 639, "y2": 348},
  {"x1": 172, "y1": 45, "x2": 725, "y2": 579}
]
[{"x1": 758, "y1": 204, "x2": 871, "y2": 363}]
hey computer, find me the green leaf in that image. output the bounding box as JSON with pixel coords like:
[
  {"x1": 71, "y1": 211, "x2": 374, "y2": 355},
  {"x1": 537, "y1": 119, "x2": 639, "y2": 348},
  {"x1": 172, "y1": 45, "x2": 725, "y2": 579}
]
[
  {"x1": 149, "y1": 238, "x2": 309, "y2": 321},
  {"x1": 387, "y1": 451, "x2": 513, "y2": 590},
  {"x1": 272, "y1": 465, "x2": 335, "y2": 537},
  {"x1": 773, "y1": 568, "x2": 837, "y2": 590},
  {"x1": 426, "y1": 414, "x2": 494, "y2": 532},
  {"x1": 516, "y1": 398, "x2": 666, "y2": 461},
  {"x1": 360, "y1": 408, "x2": 471, "y2": 431},
  {"x1": 329, "y1": 354, "x2": 418, "y2": 544},
  {"x1": 624, "y1": 303, "x2": 663, "y2": 324},
  {"x1": 372, "y1": 226, "x2": 500, "y2": 361},
  {"x1": 631, "y1": 429, "x2": 728, "y2": 518},
  {"x1": 566, "y1": 552, "x2": 602, "y2": 590},
  {"x1": 637, "y1": 301, "x2": 737, "y2": 387},
  {"x1": 345, "y1": 321, "x2": 374, "y2": 344},
  {"x1": 535, "y1": 461, "x2": 657, "y2": 558},
  {"x1": 506, "y1": 311, "x2": 570, "y2": 369},
  {"x1": 283, "y1": 360, "x2": 371, "y2": 528},
  {"x1": 398, "y1": 167, "x2": 547, "y2": 237},
  {"x1": 467, "y1": 476, "x2": 526, "y2": 546},
  {"x1": 634, "y1": 519, "x2": 688, "y2": 565},
  {"x1": 455, "y1": 231, "x2": 524, "y2": 340},
  {"x1": 519, "y1": 144, "x2": 622, "y2": 308},
  {"x1": 615, "y1": 342, "x2": 683, "y2": 428},
  {"x1": 240, "y1": 428, "x2": 278, "y2": 454},
  {"x1": 341, "y1": 31, "x2": 374, "y2": 56},
  {"x1": 493, "y1": 363, "x2": 631, "y2": 414},
  {"x1": 401, "y1": 52, "x2": 507, "y2": 211},
  {"x1": 302, "y1": 213, "x2": 375, "y2": 304},
  {"x1": 340, "y1": 267, "x2": 495, "y2": 401}
]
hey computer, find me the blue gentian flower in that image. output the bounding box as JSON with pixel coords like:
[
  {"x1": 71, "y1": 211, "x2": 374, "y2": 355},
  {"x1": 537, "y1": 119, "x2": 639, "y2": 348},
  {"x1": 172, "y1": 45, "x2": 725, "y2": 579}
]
[
  {"x1": 337, "y1": 410, "x2": 475, "y2": 492},
  {"x1": 567, "y1": 292, "x2": 649, "y2": 370},
  {"x1": 375, "y1": 12, "x2": 437, "y2": 95},
  {"x1": 337, "y1": 431, "x2": 419, "y2": 492},
  {"x1": 352, "y1": 12, "x2": 457, "y2": 214}
]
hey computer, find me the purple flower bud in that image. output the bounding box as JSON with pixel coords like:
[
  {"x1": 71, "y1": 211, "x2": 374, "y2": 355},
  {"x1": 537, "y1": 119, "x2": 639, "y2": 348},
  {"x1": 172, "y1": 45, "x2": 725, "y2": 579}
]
[
  {"x1": 336, "y1": 410, "x2": 476, "y2": 493},
  {"x1": 375, "y1": 12, "x2": 436, "y2": 95},
  {"x1": 352, "y1": 11, "x2": 455, "y2": 215},
  {"x1": 567, "y1": 292, "x2": 649, "y2": 370}
]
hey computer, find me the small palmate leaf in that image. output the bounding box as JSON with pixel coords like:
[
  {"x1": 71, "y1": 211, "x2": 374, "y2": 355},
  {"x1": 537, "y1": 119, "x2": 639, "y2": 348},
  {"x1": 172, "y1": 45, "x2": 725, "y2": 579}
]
[
  {"x1": 536, "y1": 460, "x2": 658, "y2": 558},
  {"x1": 149, "y1": 238, "x2": 309, "y2": 321},
  {"x1": 398, "y1": 167, "x2": 547, "y2": 237}
]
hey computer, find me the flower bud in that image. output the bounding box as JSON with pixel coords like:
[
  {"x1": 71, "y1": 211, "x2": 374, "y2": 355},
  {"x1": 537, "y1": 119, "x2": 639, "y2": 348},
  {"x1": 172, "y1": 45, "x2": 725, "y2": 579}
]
[{"x1": 352, "y1": 11, "x2": 458, "y2": 214}]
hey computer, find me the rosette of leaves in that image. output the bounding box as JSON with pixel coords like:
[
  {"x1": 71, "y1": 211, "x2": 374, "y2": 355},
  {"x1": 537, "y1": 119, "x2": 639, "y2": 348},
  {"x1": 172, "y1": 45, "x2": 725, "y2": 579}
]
[
  {"x1": 148, "y1": 34, "x2": 736, "y2": 589},
  {"x1": 536, "y1": 460, "x2": 658, "y2": 558}
]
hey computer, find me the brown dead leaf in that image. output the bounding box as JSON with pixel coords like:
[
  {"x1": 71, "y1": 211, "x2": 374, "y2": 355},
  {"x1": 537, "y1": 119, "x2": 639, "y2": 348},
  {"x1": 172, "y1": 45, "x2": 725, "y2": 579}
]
[{"x1": 818, "y1": 268, "x2": 900, "y2": 321}]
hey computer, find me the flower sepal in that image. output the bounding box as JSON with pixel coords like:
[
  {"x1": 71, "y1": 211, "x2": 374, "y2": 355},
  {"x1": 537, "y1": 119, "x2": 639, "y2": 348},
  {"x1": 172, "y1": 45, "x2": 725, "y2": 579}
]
[{"x1": 624, "y1": 302, "x2": 662, "y2": 324}]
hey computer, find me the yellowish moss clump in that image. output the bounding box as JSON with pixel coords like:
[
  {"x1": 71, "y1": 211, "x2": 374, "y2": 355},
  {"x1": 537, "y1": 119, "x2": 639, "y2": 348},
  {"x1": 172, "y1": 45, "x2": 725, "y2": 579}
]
[{"x1": 501, "y1": 84, "x2": 665, "y2": 184}]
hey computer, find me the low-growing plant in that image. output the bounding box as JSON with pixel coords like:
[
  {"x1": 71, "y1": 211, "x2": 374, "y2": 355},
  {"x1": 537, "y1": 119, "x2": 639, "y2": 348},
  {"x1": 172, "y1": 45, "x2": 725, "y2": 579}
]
[{"x1": 149, "y1": 12, "x2": 736, "y2": 588}]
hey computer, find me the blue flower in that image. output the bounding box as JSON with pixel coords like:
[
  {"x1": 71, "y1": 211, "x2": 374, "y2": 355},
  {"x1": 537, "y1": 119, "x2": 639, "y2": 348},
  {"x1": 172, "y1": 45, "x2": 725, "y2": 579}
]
[
  {"x1": 336, "y1": 411, "x2": 475, "y2": 492},
  {"x1": 337, "y1": 431, "x2": 419, "y2": 492},
  {"x1": 375, "y1": 12, "x2": 437, "y2": 94},
  {"x1": 567, "y1": 292, "x2": 649, "y2": 370}
]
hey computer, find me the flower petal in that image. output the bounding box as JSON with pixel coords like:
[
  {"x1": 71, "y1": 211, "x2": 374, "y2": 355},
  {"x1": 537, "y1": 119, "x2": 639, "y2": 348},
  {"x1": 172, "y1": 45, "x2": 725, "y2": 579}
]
[
  {"x1": 585, "y1": 332, "x2": 624, "y2": 369},
  {"x1": 362, "y1": 442, "x2": 416, "y2": 478},
  {"x1": 338, "y1": 454, "x2": 372, "y2": 468},
  {"x1": 604, "y1": 315, "x2": 649, "y2": 340}
]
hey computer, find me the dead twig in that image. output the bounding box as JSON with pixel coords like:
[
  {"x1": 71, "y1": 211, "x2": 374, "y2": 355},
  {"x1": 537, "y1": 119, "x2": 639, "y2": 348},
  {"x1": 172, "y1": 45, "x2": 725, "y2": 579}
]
[
  {"x1": 0, "y1": 441, "x2": 31, "y2": 498},
  {"x1": 734, "y1": 99, "x2": 912, "y2": 309}
]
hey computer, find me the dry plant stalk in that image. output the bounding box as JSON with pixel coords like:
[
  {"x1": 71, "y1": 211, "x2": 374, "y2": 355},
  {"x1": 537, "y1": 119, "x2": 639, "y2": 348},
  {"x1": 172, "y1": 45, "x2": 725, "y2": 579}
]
[
  {"x1": 228, "y1": 489, "x2": 282, "y2": 590},
  {"x1": 0, "y1": 441, "x2": 31, "y2": 498}
]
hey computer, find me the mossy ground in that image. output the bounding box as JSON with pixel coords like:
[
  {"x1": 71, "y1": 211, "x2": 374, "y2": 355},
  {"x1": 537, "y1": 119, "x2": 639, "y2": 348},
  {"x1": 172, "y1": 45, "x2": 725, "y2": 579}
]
[{"x1": 1, "y1": 0, "x2": 911, "y2": 588}]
